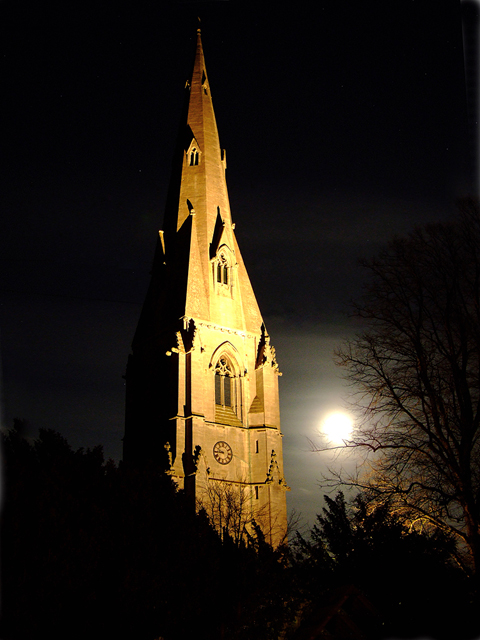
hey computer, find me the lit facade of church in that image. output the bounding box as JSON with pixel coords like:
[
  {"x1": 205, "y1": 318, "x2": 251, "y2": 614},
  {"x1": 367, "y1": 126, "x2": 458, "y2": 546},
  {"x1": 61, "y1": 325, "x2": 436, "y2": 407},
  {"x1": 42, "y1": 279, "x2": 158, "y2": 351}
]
[{"x1": 124, "y1": 29, "x2": 288, "y2": 546}]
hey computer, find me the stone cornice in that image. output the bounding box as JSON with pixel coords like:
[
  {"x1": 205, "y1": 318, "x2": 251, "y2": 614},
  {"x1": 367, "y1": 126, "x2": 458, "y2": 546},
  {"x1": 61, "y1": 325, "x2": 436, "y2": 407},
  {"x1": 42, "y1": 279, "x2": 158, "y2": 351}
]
[{"x1": 187, "y1": 316, "x2": 259, "y2": 340}]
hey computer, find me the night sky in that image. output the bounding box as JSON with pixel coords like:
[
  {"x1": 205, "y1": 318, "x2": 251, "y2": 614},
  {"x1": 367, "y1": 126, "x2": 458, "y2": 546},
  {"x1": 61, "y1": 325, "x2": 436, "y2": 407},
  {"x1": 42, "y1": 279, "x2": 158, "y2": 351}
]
[{"x1": 1, "y1": 1, "x2": 476, "y2": 527}]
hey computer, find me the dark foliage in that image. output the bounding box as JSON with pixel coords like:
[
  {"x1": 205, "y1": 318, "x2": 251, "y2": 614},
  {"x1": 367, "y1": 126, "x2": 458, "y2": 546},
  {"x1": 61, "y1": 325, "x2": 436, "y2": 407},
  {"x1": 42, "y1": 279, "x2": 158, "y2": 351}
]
[
  {"x1": 295, "y1": 491, "x2": 478, "y2": 639},
  {"x1": 0, "y1": 421, "x2": 297, "y2": 640},
  {"x1": 4, "y1": 422, "x2": 479, "y2": 639}
]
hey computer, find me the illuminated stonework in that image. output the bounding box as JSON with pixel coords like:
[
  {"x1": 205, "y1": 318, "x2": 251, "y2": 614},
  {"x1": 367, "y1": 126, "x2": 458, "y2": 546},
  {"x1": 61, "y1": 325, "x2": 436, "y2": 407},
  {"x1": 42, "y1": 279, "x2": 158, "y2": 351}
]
[{"x1": 123, "y1": 29, "x2": 289, "y2": 546}]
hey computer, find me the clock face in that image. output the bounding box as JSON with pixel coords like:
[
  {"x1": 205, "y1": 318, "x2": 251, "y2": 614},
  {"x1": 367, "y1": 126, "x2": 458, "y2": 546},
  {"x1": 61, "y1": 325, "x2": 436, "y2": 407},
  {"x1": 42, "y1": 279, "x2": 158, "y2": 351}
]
[{"x1": 213, "y1": 441, "x2": 233, "y2": 465}]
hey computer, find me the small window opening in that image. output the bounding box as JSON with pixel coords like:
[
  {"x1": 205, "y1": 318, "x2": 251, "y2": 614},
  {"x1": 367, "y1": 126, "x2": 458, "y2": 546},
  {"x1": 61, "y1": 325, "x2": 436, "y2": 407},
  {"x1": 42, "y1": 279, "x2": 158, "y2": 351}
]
[
  {"x1": 255, "y1": 486, "x2": 259, "y2": 500},
  {"x1": 216, "y1": 255, "x2": 228, "y2": 285},
  {"x1": 255, "y1": 440, "x2": 259, "y2": 454},
  {"x1": 215, "y1": 372, "x2": 222, "y2": 404},
  {"x1": 224, "y1": 376, "x2": 231, "y2": 406},
  {"x1": 215, "y1": 357, "x2": 234, "y2": 407},
  {"x1": 190, "y1": 148, "x2": 199, "y2": 166}
]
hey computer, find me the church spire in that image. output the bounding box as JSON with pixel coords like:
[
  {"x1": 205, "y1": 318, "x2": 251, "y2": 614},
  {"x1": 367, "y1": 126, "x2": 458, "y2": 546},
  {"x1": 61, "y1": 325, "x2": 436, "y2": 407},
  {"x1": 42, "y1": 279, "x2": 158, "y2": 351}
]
[
  {"x1": 164, "y1": 26, "x2": 231, "y2": 240},
  {"x1": 124, "y1": 29, "x2": 288, "y2": 547},
  {"x1": 145, "y1": 26, "x2": 262, "y2": 332}
]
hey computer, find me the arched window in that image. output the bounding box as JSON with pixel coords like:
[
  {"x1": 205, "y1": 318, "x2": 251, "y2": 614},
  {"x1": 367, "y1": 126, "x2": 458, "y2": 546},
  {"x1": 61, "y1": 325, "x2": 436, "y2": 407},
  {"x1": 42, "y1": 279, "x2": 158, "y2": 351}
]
[
  {"x1": 216, "y1": 254, "x2": 228, "y2": 285},
  {"x1": 215, "y1": 357, "x2": 233, "y2": 407},
  {"x1": 212, "y1": 349, "x2": 243, "y2": 426},
  {"x1": 190, "y1": 148, "x2": 199, "y2": 166}
]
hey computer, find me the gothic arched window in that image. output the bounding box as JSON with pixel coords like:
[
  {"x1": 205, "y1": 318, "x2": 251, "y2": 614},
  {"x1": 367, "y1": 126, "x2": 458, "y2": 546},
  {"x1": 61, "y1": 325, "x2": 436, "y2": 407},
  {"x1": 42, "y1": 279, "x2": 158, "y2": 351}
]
[
  {"x1": 216, "y1": 254, "x2": 228, "y2": 285},
  {"x1": 190, "y1": 148, "x2": 199, "y2": 166},
  {"x1": 215, "y1": 357, "x2": 234, "y2": 407}
]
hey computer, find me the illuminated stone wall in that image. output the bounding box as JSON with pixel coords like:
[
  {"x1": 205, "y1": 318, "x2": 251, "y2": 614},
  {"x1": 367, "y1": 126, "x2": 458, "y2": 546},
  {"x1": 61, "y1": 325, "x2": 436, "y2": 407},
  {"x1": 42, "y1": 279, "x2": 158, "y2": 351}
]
[{"x1": 124, "y1": 29, "x2": 288, "y2": 547}]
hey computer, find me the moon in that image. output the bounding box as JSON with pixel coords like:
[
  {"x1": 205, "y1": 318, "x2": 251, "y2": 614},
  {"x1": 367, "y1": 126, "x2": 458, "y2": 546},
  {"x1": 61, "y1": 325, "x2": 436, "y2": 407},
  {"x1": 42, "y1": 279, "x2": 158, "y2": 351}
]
[{"x1": 322, "y1": 412, "x2": 353, "y2": 444}]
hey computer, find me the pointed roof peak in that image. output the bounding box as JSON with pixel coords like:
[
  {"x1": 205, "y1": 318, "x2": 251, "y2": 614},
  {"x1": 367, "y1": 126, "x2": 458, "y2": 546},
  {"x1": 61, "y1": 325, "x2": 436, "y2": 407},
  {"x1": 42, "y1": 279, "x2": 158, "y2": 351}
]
[{"x1": 192, "y1": 23, "x2": 205, "y2": 78}]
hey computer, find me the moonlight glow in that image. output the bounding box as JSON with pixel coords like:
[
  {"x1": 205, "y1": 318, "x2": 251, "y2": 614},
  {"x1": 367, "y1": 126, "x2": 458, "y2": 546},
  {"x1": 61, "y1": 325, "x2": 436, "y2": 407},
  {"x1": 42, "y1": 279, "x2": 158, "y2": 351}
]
[{"x1": 322, "y1": 412, "x2": 353, "y2": 444}]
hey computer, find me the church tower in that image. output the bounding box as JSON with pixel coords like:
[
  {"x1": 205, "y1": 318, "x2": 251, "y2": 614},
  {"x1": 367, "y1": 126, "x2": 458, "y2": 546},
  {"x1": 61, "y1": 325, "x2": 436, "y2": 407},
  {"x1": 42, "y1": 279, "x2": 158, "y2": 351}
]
[{"x1": 124, "y1": 28, "x2": 288, "y2": 546}]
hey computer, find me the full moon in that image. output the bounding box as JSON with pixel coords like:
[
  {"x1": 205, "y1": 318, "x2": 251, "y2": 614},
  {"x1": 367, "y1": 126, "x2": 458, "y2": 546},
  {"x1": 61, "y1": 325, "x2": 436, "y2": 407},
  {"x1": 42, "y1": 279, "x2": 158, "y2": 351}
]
[{"x1": 322, "y1": 412, "x2": 353, "y2": 444}]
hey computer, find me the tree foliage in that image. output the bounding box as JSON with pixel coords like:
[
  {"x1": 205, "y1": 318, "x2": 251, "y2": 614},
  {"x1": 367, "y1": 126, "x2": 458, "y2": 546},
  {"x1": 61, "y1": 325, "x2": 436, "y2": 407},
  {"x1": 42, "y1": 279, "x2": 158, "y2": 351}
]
[
  {"x1": 0, "y1": 421, "x2": 297, "y2": 640},
  {"x1": 295, "y1": 491, "x2": 475, "y2": 639},
  {"x1": 4, "y1": 422, "x2": 480, "y2": 639},
  {"x1": 333, "y1": 199, "x2": 480, "y2": 576}
]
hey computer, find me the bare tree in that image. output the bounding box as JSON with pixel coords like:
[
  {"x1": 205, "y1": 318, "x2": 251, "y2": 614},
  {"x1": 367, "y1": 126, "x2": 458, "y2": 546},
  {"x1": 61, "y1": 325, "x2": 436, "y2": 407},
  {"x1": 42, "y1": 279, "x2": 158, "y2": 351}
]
[
  {"x1": 326, "y1": 199, "x2": 480, "y2": 576},
  {"x1": 197, "y1": 477, "x2": 270, "y2": 546}
]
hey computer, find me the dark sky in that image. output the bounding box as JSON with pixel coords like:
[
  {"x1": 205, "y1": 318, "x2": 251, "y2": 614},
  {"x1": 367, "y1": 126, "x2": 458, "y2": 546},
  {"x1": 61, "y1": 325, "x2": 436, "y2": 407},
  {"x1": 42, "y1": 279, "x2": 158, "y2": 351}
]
[{"x1": 1, "y1": 1, "x2": 476, "y2": 526}]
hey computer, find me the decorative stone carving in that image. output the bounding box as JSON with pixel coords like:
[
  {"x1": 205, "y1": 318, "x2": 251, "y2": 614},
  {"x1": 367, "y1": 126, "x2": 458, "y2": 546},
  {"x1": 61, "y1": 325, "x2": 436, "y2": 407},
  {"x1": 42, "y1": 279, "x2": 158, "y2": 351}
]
[
  {"x1": 164, "y1": 442, "x2": 174, "y2": 475},
  {"x1": 256, "y1": 326, "x2": 281, "y2": 373},
  {"x1": 266, "y1": 450, "x2": 290, "y2": 489}
]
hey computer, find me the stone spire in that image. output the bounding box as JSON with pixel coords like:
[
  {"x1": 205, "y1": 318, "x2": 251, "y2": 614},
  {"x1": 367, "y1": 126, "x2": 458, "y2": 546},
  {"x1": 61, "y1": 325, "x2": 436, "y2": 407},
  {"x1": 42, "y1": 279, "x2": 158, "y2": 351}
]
[
  {"x1": 133, "y1": 28, "x2": 263, "y2": 347},
  {"x1": 167, "y1": 27, "x2": 232, "y2": 237},
  {"x1": 124, "y1": 30, "x2": 288, "y2": 546}
]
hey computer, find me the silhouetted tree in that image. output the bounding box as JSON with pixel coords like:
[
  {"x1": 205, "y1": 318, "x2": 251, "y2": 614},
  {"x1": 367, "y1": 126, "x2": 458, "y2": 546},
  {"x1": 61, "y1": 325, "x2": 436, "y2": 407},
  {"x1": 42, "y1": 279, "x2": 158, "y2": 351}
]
[
  {"x1": 197, "y1": 475, "x2": 275, "y2": 546},
  {"x1": 1, "y1": 422, "x2": 115, "y2": 638},
  {"x1": 0, "y1": 422, "x2": 221, "y2": 639},
  {"x1": 295, "y1": 491, "x2": 475, "y2": 639},
  {"x1": 329, "y1": 199, "x2": 480, "y2": 578},
  {"x1": 0, "y1": 423, "x2": 298, "y2": 640}
]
